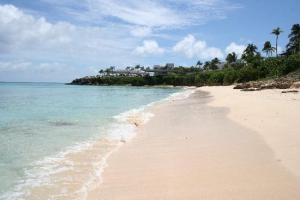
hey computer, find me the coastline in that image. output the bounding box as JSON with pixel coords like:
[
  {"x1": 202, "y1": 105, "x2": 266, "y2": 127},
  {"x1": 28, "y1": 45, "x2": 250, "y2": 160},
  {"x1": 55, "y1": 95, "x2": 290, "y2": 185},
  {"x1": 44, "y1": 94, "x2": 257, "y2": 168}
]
[
  {"x1": 0, "y1": 85, "x2": 188, "y2": 199},
  {"x1": 87, "y1": 87, "x2": 300, "y2": 199}
]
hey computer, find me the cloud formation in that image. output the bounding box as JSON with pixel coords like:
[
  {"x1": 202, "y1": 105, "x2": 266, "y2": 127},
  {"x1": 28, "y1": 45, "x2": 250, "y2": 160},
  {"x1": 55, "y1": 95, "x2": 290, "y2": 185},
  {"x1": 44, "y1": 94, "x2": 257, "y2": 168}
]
[
  {"x1": 0, "y1": 60, "x2": 67, "y2": 73},
  {"x1": 40, "y1": 0, "x2": 242, "y2": 29},
  {"x1": 0, "y1": 60, "x2": 31, "y2": 72},
  {"x1": 224, "y1": 42, "x2": 246, "y2": 58},
  {"x1": 0, "y1": 60, "x2": 75, "y2": 82},
  {"x1": 0, "y1": 5, "x2": 73, "y2": 55},
  {"x1": 130, "y1": 27, "x2": 152, "y2": 38},
  {"x1": 133, "y1": 40, "x2": 164, "y2": 57},
  {"x1": 0, "y1": 4, "x2": 136, "y2": 63},
  {"x1": 173, "y1": 35, "x2": 224, "y2": 59},
  {"x1": 0, "y1": 1, "x2": 243, "y2": 82}
]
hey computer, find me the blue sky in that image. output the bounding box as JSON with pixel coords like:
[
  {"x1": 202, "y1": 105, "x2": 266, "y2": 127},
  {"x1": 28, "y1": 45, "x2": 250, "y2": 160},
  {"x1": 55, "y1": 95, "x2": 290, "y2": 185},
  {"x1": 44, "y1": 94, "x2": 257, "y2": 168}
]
[{"x1": 0, "y1": 0, "x2": 299, "y2": 82}]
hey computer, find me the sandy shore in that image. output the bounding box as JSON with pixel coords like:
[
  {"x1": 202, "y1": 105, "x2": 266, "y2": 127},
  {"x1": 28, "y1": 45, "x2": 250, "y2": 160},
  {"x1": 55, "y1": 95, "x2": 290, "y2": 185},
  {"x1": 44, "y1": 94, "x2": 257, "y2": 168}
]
[
  {"x1": 200, "y1": 86, "x2": 300, "y2": 177},
  {"x1": 87, "y1": 86, "x2": 300, "y2": 199}
]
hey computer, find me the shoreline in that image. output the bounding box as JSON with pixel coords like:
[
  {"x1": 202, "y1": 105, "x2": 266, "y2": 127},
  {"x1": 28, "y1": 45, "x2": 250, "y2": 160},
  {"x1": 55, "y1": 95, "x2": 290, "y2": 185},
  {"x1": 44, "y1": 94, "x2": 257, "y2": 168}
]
[{"x1": 87, "y1": 86, "x2": 300, "y2": 199}]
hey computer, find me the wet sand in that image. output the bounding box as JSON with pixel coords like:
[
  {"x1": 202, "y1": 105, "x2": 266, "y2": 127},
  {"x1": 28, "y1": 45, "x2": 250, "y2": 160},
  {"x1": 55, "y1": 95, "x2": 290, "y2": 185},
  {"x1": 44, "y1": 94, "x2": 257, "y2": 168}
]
[{"x1": 87, "y1": 87, "x2": 300, "y2": 199}]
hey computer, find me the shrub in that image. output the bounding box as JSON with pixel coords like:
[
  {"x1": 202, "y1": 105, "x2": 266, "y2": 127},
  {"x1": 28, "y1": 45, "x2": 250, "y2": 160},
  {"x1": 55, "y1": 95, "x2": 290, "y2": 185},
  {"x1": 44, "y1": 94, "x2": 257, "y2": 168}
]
[
  {"x1": 237, "y1": 67, "x2": 260, "y2": 82},
  {"x1": 223, "y1": 70, "x2": 239, "y2": 84},
  {"x1": 207, "y1": 71, "x2": 225, "y2": 84},
  {"x1": 283, "y1": 52, "x2": 300, "y2": 74}
]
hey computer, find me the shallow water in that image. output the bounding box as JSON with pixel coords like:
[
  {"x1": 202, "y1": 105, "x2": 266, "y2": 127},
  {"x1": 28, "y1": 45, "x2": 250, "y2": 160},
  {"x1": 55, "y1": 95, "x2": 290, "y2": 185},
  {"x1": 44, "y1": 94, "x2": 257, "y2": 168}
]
[{"x1": 0, "y1": 83, "x2": 193, "y2": 199}]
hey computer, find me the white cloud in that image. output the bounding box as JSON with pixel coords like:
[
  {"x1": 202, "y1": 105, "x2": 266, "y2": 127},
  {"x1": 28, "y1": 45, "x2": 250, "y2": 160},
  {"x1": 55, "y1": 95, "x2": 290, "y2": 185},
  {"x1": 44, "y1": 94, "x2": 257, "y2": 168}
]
[
  {"x1": 0, "y1": 3, "x2": 241, "y2": 60},
  {"x1": 0, "y1": 1, "x2": 243, "y2": 82},
  {"x1": 0, "y1": 60, "x2": 65, "y2": 73},
  {"x1": 130, "y1": 27, "x2": 152, "y2": 38},
  {"x1": 173, "y1": 35, "x2": 224, "y2": 59},
  {"x1": 0, "y1": 60, "x2": 76, "y2": 82},
  {"x1": 0, "y1": 5, "x2": 74, "y2": 53},
  {"x1": 132, "y1": 40, "x2": 164, "y2": 57},
  {"x1": 41, "y1": 0, "x2": 242, "y2": 29},
  {"x1": 277, "y1": 46, "x2": 283, "y2": 54},
  {"x1": 88, "y1": 66, "x2": 99, "y2": 74},
  {"x1": 224, "y1": 42, "x2": 246, "y2": 58},
  {"x1": 0, "y1": 4, "x2": 137, "y2": 62},
  {"x1": 225, "y1": 42, "x2": 282, "y2": 58},
  {"x1": 90, "y1": 0, "x2": 180, "y2": 28},
  {"x1": 0, "y1": 60, "x2": 31, "y2": 72},
  {"x1": 0, "y1": 4, "x2": 23, "y2": 23}
]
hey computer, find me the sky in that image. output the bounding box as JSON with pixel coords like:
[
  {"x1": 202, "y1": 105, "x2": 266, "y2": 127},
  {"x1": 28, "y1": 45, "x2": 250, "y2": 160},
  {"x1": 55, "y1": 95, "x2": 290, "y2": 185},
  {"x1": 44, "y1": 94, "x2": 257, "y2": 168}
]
[{"x1": 0, "y1": 0, "x2": 299, "y2": 82}]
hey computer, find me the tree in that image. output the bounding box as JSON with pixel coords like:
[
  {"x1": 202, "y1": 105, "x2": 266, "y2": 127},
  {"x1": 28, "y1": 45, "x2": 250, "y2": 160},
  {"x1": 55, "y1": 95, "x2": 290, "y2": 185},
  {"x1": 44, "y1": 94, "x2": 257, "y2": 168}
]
[
  {"x1": 105, "y1": 68, "x2": 110, "y2": 76},
  {"x1": 271, "y1": 27, "x2": 283, "y2": 57},
  {"x1": 203, "y1": 61, "x2": 211, "y2": 71},
  {"x1": 99, "y1": 69, "x2": 104, "y2": 76},
  {"x1": 126, "y1": 66, "x2": 131, "y2": 76},
  {"x1": 210, "y1": 57, "x2": 221, "y2": 70},
  {"x1": 242, "y1": 44, "x2": 259, "y2": 63},
  {"x1": 195, "y1": 61, "x2": 203, "y2": 69},
  {"x1": 135, "y1": 64, "x2": 140, "y2": 69},
  {"x1": 262, "y1": 41, "x2": 275, "y2": 57},
  {"x1": 226, "y1": 52, "x2": 238, "y2": 63},
  {"x1": 109, "y1": 66, "x2": 115, "y2": 71},
  {"x1": 286, "y1": 23, "x2": 300, "y2": 54},
  {"x1": 174, "y1": 66, "x2": 185, "y2": 74},
  {"x1": 190, "y1": 66, "x2": 195, "y2": 72}
]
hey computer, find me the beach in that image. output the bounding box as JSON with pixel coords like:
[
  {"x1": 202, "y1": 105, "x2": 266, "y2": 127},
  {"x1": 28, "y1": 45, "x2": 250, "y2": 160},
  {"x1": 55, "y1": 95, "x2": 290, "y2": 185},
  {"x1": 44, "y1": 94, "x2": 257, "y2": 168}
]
[{"x1": 87, "y1": 86, "x2": 300, "y2": 200}]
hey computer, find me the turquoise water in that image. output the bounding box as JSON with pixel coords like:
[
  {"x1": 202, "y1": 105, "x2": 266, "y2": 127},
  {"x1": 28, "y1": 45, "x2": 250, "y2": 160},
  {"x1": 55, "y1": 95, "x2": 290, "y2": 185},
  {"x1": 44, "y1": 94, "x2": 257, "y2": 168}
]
[{"x1": 0, "y1": 83, "x2": 192, "y2": 199}]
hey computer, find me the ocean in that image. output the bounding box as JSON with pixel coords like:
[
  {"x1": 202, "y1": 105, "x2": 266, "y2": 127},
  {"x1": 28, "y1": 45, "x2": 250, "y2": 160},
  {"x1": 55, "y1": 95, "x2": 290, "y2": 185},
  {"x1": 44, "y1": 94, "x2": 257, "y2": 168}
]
[{"x1": 0, "y1": 82, "x2": 193, "y2": 199}]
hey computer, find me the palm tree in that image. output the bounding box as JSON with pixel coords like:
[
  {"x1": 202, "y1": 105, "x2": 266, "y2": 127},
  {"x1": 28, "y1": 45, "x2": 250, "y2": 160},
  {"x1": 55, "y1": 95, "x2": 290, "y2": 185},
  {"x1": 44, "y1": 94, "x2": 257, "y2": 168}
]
[
  {"x1": 271, "y1": 27, "x2": 283, "y2": 57},
  {"x1": 174, "y1": 66, "x2": 185, "y2": 74},
  {"x1": 244, "y1": 44, "x2": 258, "y2": 56},
  {"x1": 262, "y1": 41, "x2": 275, "y2": 57},
  {"x1": 105, "y1": 68, "x2": 110, "y2": 76},
  {"x1": 241, "y1": 43, "x2": 258, "y2": 62},
  {"x1": 210, "y1": 57, "x2": 221, "y2": 70},
  {"x1": 203, "y1": 61, "x2": 211, "y2": 71},
  {"x1": 126, "y1": 66, "x2": 131, "y2": 76},
  {"x1": 99, "y1": 69, "x2": 104, "y2": 76},
  {"x1": 226, "y1": 52, "x2": 238, "y2": 63},
  {"x1": 135, "y1": 65, "x2": 140, "y2": 69},
  {"x1": 286, "y1": 23, "x2": 300, "y2": 54},
  {"x1": 195, "y1": 61, "x2": 203, "y2": 69},
  {"x1": 109, "y1": 66, "x2": 115, "y2": 71}
]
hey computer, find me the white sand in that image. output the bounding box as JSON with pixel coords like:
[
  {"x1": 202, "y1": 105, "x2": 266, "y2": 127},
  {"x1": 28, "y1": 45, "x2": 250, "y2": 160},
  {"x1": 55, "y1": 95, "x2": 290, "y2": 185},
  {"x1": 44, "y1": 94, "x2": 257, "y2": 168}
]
[
  {"x1": 87, "y1": 87, "x2": 300, "y2": 200},
  {"x1": 200, "y1": 86, "x2": 300, "y2": 177}
]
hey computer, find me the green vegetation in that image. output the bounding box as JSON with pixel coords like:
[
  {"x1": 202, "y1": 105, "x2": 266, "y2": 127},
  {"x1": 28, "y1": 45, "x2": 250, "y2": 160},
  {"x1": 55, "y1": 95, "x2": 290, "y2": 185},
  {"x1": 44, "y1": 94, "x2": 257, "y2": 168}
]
[{"x1": 71, "y1": 23, "x2": 300, "y2": 87}]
